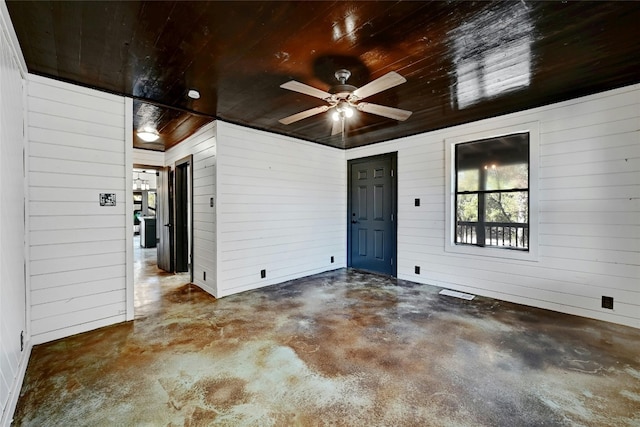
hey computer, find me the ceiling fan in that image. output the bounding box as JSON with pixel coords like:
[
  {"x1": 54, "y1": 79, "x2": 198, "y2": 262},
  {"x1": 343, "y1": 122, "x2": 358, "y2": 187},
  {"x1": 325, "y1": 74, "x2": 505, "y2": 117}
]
[{"x1": 278, "y1": 69, "x2": 412, "y2": 137}]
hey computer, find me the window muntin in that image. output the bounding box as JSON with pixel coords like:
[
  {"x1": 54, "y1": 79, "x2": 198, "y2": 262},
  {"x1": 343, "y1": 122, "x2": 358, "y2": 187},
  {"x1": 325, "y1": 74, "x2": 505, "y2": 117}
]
[{"x1": 454, "y1": 132, "x2": 529, "y2": 250}]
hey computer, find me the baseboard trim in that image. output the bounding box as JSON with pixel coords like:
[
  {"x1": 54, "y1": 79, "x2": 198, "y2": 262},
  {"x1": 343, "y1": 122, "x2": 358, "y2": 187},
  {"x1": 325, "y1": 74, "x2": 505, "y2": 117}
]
[{"x1": 1, "y1": 340, "x2": 32, "y2": 427}]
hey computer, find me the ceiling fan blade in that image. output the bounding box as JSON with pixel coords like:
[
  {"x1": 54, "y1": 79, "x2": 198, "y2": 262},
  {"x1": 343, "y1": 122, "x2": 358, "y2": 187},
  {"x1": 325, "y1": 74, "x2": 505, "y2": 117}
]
[
  {"x1": 280, "y1": 80, "x2": 332, "y2": 100},
  {"x1": 279, "y1": 105, "x2": 329, "y2": 125},
  {"x1": 331, "y1": 118, "x2": 342, "y2": 136},
  {"x1": 352, "y1": 71, "x2": 406, "y2": 100},
  {"x1": 357, "y1": 102, "x2": 412, "y2": 121}
]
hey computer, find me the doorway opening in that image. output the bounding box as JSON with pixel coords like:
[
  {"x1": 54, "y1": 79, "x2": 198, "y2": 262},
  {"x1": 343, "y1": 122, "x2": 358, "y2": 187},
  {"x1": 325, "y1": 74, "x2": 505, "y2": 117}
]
[
  {"x1": 132, "y1": 167, "x2": 162, "y2": 313},
  {"x1": 133, "y1": 159, "x2": 193, "y2": 316},
  {"x1": 133, "y1": 169, "x2": 157, "y2": 247},
  {"x1": 347, "y1": 153, "x2": 397, "y2": 276}
]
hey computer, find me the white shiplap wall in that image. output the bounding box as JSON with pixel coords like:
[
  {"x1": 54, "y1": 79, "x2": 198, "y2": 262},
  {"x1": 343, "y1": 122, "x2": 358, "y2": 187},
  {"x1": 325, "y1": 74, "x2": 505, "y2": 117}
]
[
  {"x1": 347, "y1": 84, "x2": 640, "y2": 328},
  {"x1": 27, "y1": 74, "x2": 128, "y2": 344},
  {"x1": 0, "y1": 11, "x2": 27, "y2": 425},
  {"x1": 133, "y1": 148, "x2": 164, "y2": 167},
  {"x1": 164, "y1": 122, "x2": 217, "y2": 296},
  {"x1": 215, "y1": 121, "x2": 346, "y2": 297}
]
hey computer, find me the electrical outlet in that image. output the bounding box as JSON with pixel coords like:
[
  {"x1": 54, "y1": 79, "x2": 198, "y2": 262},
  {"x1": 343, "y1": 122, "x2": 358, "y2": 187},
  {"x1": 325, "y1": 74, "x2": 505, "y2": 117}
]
[
  {"x1": 203, "y1": 271, "x2": 206, "y2": 281},
  {"x1": 331, "y1": 256, "x2": 334, "y2": 263},
  {"x1": 415, "y1": 266, "x2": 420, "y2": 274},
  {"x1": 261, "y1": 269, "x2": 266, "y2": 279},
  {"x1": 602, "y1": 296, "x2": 613, "y2": 310},
  {"x1": 415, "y1": 198, "x2": 420, "y2": 207}
]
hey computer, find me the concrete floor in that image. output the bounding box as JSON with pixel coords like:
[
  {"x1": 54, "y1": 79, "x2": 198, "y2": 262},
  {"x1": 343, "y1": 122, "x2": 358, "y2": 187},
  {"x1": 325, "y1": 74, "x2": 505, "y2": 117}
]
[{"x1": 12, "y1": 242, "x2": 640, "y2": 426}]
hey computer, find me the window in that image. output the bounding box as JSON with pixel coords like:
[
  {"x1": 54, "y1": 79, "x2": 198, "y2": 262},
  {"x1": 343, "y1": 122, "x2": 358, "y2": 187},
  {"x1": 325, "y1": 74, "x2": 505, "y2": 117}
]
[
  {"x1": 445, "y1": 122, "x2": 538, "y2": 261},
  {"x1": 147, "y1": 191, "x2": 156, "y2": 216},
  {"x1": 455, "y1": 133, "x2": 529, "y2": 250}
]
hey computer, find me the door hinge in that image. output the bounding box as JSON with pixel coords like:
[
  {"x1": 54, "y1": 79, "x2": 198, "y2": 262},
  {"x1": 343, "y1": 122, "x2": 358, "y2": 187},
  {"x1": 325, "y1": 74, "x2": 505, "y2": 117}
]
[
  {"x1": 391, "y1": 258, "x2": 394, "y2": 266},
  {"x1": 391, "y1": 169, "x2": 394, "y2": 177},
  {"x1": 391, "y1": 213, "x2": 394, "y2": 221},
  {"x1": 20, "y1": 331, "x2": 24, "y2": 352}
]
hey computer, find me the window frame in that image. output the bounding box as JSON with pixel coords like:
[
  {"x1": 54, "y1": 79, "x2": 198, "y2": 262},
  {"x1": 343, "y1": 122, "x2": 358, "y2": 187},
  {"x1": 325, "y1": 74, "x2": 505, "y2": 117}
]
[{"x1": 444, "y1": 122, "x2": 539, "y2": 261}]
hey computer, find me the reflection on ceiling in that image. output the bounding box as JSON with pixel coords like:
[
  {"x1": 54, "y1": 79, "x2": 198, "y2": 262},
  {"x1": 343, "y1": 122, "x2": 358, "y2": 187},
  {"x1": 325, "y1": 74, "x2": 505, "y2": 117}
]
[
  {"x1": 451, "y1": 2, "x2": 533, "y2": 110},
  {"x1": 333, "y1": 15, "x2": 357, "y2": 43}
]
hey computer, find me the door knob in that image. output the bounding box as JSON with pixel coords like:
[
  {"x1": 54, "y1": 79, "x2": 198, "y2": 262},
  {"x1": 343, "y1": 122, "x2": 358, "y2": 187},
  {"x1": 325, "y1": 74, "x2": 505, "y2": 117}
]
[{"x1": 351, "y1": 220, "x2": 358, "y2": 224}]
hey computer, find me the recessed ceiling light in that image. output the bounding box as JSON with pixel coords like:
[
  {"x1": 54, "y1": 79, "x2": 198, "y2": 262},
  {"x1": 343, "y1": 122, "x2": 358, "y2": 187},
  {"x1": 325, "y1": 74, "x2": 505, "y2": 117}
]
[
  {"x1": 137, "y1": 130, "x2": 160, "y2": 142},
  {"x1": 187, "y1": 89, "x2": 200, "y2": 99}
]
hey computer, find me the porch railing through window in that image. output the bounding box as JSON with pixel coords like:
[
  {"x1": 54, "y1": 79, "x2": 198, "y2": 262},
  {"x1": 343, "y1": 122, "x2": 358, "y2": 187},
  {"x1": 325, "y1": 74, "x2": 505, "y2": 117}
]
[{"x1": 456, "y1": 221, "x2": 528, "y2": 249}]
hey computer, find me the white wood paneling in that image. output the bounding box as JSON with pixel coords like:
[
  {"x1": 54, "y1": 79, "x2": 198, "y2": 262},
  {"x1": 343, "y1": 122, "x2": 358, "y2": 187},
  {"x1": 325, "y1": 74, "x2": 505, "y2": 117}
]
[
  {"x1": 26, "y1": 74, "x2": 128, "y2": 344},
  {"x1": 215, "y1": 122, "x2": 346, "y2": 297},
  {"x1": 133, "y1": 148, "x2": 164, "y2": 167},
  {"x1": 164, "y1": 122, "x2": 217, "y2": 296},
  {"x1": 30, "y1": 265, "x2": 125, "y2": 291},
  {"x1": 347, "y1": 84, "x2": 640, "y2": 328},
  {"x1": 29, "y1": 127, "x2": 124, "y2": 153},
  {"x1": 0, "y1": 9, "x2": 27, "y2": 425}
]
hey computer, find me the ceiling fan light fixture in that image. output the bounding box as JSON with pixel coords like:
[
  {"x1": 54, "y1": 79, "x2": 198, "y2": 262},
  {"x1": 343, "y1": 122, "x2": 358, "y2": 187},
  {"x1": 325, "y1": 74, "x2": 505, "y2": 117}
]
[
  {"x1": 137, "y1": 129, "x2": 160, "y2": 142},
  {"x1": 187, "y1": 89, "x2": 200, "y2": 99},
  {"x1": 332, "y1": 111, "x2": 340, "y2": 122},
  {"x1": 344, "y1": 106, "x2": 354, "y2": 118}
]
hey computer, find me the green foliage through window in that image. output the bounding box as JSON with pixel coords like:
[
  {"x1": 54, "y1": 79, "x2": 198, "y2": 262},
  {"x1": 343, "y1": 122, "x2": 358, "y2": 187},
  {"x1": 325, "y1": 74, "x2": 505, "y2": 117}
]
[{"x1": 454, "y1": 133, "x2": 529, "y2": 250}]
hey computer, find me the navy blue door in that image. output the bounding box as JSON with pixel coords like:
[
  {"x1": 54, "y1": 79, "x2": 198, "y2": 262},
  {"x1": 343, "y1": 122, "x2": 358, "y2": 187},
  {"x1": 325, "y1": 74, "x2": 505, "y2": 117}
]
[{"x1": 348, "y1": 153, "x2": 397, "y2": 276}]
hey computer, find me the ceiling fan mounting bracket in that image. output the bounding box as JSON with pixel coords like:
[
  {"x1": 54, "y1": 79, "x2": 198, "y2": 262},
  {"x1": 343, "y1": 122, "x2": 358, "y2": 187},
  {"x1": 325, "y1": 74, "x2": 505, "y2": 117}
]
[{"x1": 334, "y1": 69, "x2": 351, "y2": 84}]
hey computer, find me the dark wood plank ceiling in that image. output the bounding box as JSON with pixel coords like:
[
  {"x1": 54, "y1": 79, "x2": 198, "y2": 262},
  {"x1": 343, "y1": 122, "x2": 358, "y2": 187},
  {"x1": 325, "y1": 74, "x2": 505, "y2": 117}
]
[
  {"x1": 7, "y1": 1, "x2": 640, "y2": 150},
  {"x1": 132, "y1": 100, "x2": 212, "y2": 151}
]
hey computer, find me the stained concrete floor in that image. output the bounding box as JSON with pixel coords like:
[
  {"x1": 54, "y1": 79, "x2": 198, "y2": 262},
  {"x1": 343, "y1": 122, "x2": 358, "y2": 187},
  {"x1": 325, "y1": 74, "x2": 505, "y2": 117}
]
[{"x1": 12, "y1": 242, "x2": 640, "y2": 426}]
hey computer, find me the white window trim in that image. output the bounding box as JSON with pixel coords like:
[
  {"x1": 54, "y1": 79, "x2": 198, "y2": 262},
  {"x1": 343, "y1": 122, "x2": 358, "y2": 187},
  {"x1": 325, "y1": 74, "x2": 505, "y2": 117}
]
[{"x1": 444, "y1": 121, "x2": 539, "y2": 262}]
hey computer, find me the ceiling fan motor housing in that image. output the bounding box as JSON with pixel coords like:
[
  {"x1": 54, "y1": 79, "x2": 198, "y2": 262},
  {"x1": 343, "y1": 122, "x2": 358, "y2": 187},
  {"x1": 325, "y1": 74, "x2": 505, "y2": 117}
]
[{"x1": 329, "y1": 84, "x2": 357, "y2": 96}]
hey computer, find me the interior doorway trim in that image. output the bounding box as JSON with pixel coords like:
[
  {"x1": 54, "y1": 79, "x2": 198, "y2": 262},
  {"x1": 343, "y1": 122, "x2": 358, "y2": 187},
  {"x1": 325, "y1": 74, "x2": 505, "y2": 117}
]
[
  {"x1": 125, "y1": 98, "x2": 134, "y2": 320},
  {"x1": 174, "y1": 155, "x2": 194, "y2": 282}
]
